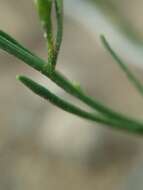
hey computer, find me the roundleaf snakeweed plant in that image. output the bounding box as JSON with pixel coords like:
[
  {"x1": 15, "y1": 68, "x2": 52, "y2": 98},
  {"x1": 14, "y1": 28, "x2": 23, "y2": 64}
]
[{"x1": 1, "y1": 0, "x2": 143, "y2": 135}]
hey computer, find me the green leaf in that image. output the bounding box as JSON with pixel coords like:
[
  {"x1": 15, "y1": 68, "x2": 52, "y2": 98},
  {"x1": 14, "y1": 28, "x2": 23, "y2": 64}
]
[
  {"x1": 55, "y1": 0, "x2": 63, "y2": 54},
  {"x1": 35, "y1": 0, "x2": 63, "y2": 68},
  {"x1": 35, "y1": 0, "x2": 53, "y2": 36},
  {"x1": 0, "y1": 30, "x2": 34, "y2": 56},
  {"x1": 35, "y1": 0, "x2": 55, "y2": 67},
  {"x1": 0, "y1": 31, "x2": 143, "y2": 131},
  {"x1": 101, "y1": 35, "x2": 143, "y2": 95},
  {"x1": 17, "y1": 75, "x2": 109, "y2": 124},
  {"x1": 17, "y1": 75, "x2": 143, "y2": 135},
  {"x1": 0, "y1": 34, "x2": 44, "y2": 72},
  {"x1": 1, "y1": 0, "x2": 143, "y2": 135}
]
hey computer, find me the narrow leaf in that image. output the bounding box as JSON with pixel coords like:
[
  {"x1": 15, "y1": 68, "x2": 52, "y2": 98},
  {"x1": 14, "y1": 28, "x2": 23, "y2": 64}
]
[
  {"x1": 0, "y1": 30, "x2": 34, "y2": 56},
  {"x1": 17, "y1": 75, "x2": 143, "y2": 135},
  {"x1": 101, "y1": 35, "x2": 143, "y2": 95},
  {"x1": 55, "y1": 0, "x2": 63, "y2": 54},
  {"x1": 0, "y1": 32, "x2": 142, "y2": 133},
  {"x1": 0, "y1": 35, "x2": 44, "y2": 72},
  {"x1": 35, "y1": 0, "x2": 55, "y2": 66}
]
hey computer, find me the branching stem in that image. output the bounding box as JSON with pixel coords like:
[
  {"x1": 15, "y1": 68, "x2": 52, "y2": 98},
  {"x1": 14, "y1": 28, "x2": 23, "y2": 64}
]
[
  {"x1": 1, "y1": 1, "x2": 143, "y2": 135},
  {"x1": 1, "y1": 32, "x2": 143, "y2": 134}
]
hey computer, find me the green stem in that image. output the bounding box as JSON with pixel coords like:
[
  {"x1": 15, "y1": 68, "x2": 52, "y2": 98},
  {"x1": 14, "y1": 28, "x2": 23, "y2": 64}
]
[
  {"x1": 0, "y1": 33, "x2": 143, "y2": 130},
  {"x1": 50, "y1": 70, "x2": 143, "y2": 127}
]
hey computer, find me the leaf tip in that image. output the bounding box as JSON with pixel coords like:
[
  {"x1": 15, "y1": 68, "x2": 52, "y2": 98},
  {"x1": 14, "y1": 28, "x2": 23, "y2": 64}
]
[
  {"x1": 100, "y1": 34, "x2": 107, "y2": 45},
  {"x1": 16, "y1": 75, "x2": 21, "y2": 81},
  {"x1": 16, "y1": 75, "x2": 26, "y2": 83}
]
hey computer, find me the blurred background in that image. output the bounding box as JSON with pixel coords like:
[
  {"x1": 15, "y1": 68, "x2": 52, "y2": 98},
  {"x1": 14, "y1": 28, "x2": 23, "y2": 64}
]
[{"x1": 0, "y1": 0, "x2": 143, "y2": 189}]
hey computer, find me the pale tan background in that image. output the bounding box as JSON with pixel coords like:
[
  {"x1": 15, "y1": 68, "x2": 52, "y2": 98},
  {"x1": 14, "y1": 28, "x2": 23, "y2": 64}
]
[{"x1": 0, "y1": 0, "x2": 143, "y2": 190}]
